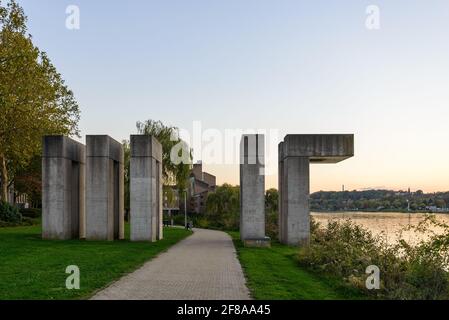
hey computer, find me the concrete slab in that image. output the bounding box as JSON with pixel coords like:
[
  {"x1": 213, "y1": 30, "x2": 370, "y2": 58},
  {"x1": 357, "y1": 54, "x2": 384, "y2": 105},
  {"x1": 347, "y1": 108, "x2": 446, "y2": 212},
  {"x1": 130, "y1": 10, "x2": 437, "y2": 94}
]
[{"x1": 281, "y1": 134, "x2": 354, "y2": 163}]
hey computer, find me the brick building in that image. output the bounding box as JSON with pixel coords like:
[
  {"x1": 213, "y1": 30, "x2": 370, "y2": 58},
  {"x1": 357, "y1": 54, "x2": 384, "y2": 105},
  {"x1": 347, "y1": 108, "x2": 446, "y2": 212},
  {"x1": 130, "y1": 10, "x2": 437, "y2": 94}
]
[
  {"x1": 162, "y1": 161, "x2": 216, "y2": 216},
  {"x1": 188, "y1": 162, "x2": 216, "y2": 214}
]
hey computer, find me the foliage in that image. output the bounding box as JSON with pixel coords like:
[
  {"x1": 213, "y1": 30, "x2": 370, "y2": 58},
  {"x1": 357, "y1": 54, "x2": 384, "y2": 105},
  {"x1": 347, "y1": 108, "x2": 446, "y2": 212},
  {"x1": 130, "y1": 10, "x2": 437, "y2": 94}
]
[
  {"x1": 13, "y1": 154, "x2": 42, "y2": 207},
  {"x1": 0, "y1": 0, "x2": 80, "y2": 202},
  {"x1": 266, "y1": 211, "x2": 278, "y2": 240},
  {"x1": 136, "y1": 119, "x2": 192, "y2": 189},
  {"x1": 204, "y1": 183, "x2": 240, "y2": 230},
  {"x1": 265, "y1": 188, "x2": 279, "y2": 213},
  {"x1": 229, "y1": 231, "x2": 363, "y2": 300},
  {"x1": 310, "y1": 189, "x2": 449, "y2": 212},
  {"x1": 298, "y1": 215, "x2": 449, "y2": 299},
  {"x1": 19, "y1": 207, "x2": 41, "y2": 218},
  {"x1": 265, "y1": 188, "x2": 279, "y2": 239},
  {"x1": 0, "y1": 200, "x2": 21, "y2": 223}
]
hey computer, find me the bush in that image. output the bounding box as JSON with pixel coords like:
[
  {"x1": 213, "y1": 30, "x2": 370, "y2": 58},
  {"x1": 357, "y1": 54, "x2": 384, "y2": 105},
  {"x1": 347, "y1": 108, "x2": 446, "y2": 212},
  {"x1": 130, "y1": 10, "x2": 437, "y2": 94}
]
[
  {"x1": 266, "y1": 211, "x2": 278, "y2": 240},
  {"x1": 298, "y1": 216, "x2": 449, "y2": 300},
  {"x1": 0, "y1": 201, "x2": 22, "y2": 224},
  {"x1": 19, "y1": 208, "x2": 42, "y2": 218}
]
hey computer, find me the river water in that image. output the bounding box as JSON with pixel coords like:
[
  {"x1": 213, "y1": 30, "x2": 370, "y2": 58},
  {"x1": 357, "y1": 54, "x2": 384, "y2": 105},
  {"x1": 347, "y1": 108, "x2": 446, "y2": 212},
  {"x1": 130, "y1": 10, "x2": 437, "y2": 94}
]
[{"x1": 311, "y1": 211, "x2": 449, "y2": 246}]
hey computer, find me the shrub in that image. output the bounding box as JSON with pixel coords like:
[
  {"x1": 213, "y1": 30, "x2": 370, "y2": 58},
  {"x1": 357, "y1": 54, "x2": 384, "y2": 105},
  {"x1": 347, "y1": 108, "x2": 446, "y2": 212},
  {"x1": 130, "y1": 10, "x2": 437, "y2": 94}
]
[
  {"x1": 0, "y1": 201, "x2": 22, "y2": 224},
  {"x1": 298, "y1": 216, "x2": 449, "y2": 300},
  {"x1": 266, "y1": 211, "x2": 278, "y2": 240},
  {"x1": 19, "y1": 208, "x2": 42, "y2": 218}
]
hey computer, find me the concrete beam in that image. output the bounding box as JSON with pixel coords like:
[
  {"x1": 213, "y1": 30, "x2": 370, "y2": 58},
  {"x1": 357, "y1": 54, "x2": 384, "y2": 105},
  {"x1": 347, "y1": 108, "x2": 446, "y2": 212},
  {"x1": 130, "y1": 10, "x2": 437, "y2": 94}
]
[
  {"x1": 86, "y1": 135, "x2": 124, "y2": 241},
  {"x1": 130, "y1": 135, "x2": 163, "y2": 242},
  {"x1": 279, "y1": 134, "x2": 354, "y2": 246},
  {"x1": 42, "y1": 136, "x2": 85, "y2": 240},
  {"x1": 282, "y1": 134, "x2": 354, "y2": 163},
  {"x1": 240, "y1": 134, "x2": 270, "y2": 247}
]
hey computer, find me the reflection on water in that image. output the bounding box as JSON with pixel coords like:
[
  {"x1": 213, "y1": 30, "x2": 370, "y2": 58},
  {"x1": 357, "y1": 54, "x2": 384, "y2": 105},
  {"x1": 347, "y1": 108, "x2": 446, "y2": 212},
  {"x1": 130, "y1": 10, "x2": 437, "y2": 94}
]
[{"x1": 311, "y1": 212, "x2": 449, "y2": 246}]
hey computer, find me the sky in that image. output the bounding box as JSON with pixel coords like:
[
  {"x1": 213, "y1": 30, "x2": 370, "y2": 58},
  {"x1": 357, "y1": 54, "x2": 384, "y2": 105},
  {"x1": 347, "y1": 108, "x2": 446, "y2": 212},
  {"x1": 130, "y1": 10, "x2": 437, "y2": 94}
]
[{"x1": 16, "y1": 0, "x2": 449, "y2": 192}]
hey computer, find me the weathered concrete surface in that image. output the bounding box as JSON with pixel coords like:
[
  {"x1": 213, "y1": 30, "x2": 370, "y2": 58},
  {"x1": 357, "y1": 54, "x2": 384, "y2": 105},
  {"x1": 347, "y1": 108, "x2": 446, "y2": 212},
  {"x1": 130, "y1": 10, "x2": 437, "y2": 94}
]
[
  {"x1": 42, "y1": 136, "x2": 85, "y2": 240},
  {"x1": 281, "y1": 157, "x2": 310, "y2": 246},
  {"x1": 279, "y1": 134, "x2": 354, "y2": 246},
  {"x1": 130, "y1": 135, "x2": 163, "y2": 242},
  {"x1": 86, "y1": 135, "x2": 124, "y2": 241},
  {"x1": 243, "y1": 239, "x2": 271, "y2": 248},
  {"x1": 91, "y1": 228, "x2": 251, "y2": 300},
  {"x1": 282, "y1": 134, "x2": 354, "y2": 163},
  {"x1": 239, "y1": 134, "x2": 267, "y2": 245}
]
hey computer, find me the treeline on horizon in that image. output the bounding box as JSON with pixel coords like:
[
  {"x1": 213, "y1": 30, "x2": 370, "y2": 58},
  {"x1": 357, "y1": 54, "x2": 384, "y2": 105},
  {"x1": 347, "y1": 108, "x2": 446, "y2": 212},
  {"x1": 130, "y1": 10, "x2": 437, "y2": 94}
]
[{"x1": 310, "y1": 189, "x2": 449, "y2": 212}]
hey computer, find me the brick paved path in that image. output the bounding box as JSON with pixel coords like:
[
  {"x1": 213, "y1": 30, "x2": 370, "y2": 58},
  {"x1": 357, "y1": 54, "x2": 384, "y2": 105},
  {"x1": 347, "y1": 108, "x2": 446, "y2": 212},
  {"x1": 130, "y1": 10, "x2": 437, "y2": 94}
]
[{"x1": 91, "y1": 228, "x2": 251, "y2": 300}]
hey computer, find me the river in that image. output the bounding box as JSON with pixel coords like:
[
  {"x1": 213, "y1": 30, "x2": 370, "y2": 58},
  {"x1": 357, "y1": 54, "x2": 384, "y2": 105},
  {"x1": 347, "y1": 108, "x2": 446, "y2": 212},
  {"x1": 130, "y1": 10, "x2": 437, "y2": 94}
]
[{"x1": 311, "y1": 211, "x2": 449, "y2": 246}]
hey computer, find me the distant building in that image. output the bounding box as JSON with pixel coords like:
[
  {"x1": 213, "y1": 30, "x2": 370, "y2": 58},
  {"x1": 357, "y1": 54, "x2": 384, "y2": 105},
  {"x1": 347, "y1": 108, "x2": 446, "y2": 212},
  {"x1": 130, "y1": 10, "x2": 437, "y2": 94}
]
[
  {"x1": 5, "y1": 183, "x2": 30, "y2": 208},
  {"x1": 162, "y1": 161, "x2": 216, "y2": 216},
  {"x1": 188, "y1": 162, "x2": 216, "y2": 214}
]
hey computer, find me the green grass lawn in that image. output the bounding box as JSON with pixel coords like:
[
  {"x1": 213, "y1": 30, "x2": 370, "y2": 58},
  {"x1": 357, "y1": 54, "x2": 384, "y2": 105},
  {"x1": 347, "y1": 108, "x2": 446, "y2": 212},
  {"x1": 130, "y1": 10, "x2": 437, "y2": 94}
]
[
  {"x1": 228, "y1": 232, "x2": 365, "y2": 300},
  {"x1": 0, "y1": 224, "x2": 191, "y2": 300}
]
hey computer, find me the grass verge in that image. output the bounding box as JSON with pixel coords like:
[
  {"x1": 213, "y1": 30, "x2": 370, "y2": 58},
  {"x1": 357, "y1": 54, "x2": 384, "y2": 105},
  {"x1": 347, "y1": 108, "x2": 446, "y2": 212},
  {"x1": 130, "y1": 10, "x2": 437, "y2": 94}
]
[
  {"x1": 228, "y1": 231, "x2": 366, "y2": 300},
  {"x1": 0, "y1": 224, "x2": 191, "y2": 299}
]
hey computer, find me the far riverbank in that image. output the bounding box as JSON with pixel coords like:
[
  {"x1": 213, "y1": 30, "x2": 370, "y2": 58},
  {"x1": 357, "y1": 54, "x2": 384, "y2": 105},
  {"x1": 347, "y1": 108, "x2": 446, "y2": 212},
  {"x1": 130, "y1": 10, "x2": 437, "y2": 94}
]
[{"x1": 311, "y1": 211, "x2": 449, "y2": 245}]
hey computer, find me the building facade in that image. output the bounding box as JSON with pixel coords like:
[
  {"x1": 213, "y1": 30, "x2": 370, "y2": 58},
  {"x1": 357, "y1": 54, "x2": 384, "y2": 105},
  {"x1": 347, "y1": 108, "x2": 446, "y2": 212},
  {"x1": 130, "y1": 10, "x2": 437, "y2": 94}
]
[{"x1": 188, "y1": 162, "x2": 216, "y2": 214}]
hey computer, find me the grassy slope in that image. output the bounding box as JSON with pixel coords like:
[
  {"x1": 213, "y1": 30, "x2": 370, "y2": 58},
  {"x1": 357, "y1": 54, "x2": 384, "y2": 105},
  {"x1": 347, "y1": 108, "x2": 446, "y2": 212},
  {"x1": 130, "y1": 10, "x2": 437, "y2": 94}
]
[
  {"x1": 228, "y1": 232, "x2": 365, "y2": 300},
  {"x1": 0, "y1": 224, "x2": 191, "y2": 300}
]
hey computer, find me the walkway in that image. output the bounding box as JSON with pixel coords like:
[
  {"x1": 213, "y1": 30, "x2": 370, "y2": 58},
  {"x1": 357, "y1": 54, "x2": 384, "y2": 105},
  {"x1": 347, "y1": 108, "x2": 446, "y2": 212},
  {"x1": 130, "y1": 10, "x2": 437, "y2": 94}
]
[{"x1": 91, "y1": 228, "x2": 251, "y2": 300}]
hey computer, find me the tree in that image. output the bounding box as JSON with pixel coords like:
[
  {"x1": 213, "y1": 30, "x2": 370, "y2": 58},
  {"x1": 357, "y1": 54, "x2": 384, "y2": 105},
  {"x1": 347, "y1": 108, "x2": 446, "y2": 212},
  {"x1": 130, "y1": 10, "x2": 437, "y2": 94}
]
[
  {"x1": 13, "y1": 153, "x2": 41, "y2": 207},
  {"x1": 435, "y1": 199, "x2": 446, "y2": 209},
  {"x1": 265, "y1": 188, "x2": 279, "y2": 213},
  {"x1": 205, "y1": 184, "x2": 240, "y2": 230},
  {"x1": 136, "y1": 120, "x2": 192, "y2": 191},
  {"x1": 0, "y1": 1, "x2": 80, "y2": 202}
]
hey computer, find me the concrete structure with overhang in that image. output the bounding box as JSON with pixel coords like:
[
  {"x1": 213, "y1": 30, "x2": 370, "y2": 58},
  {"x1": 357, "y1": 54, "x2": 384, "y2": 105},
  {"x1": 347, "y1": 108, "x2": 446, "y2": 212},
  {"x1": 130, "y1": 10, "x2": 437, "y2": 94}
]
[
  {"x1": 85, "y1": 135, "x2": 124, "y2": 241},
  {"x1": 42, "y1": 136, "x2": 86, "y2": 240},
  {"x1": 278, "y1": 134, "x2": 354, "y2": 246}
]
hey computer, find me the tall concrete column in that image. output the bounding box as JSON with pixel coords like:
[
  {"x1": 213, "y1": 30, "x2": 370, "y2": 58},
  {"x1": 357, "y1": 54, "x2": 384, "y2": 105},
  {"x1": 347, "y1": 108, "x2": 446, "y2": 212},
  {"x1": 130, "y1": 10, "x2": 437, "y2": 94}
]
[
  {"x1": 283, "y1": 156, "x2": 310, "y2": 246},
  {"x1": 86, "y1": 135, "x2": 124, "y2": 241},
  {"x1": 278, "y1": 134, "x2": 354, "y2": 246},
  {"x1": 278, "y1": 142, "x2": 285, "y2": 244},
  {"x1": 79, "y1": 162, "x2": 86, "y2": 239},
  {"x1": 42, "y1": 136, "x2": 85, "y2": 240},
  {"x1": 240, "y1": 134, "x2": 270, "y2": 247},
  {"x1": 130, "y1": 135, "x2": 163, "y2": 242}
]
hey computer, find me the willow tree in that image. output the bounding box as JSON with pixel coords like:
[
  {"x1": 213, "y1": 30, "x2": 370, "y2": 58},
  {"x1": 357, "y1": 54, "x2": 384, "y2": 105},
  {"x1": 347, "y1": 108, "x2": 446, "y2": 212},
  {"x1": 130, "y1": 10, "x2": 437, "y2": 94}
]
[
  {"x1": 0, "y1": 1, "x2": 80, "y2": 202},
  {"x1": 136, "y1": 120, "x2": 192, "y2": 189}
]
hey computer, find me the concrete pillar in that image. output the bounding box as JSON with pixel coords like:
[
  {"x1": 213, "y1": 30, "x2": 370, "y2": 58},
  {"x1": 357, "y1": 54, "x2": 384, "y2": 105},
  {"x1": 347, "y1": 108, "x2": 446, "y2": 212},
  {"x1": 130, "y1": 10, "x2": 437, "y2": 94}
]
[
  {"x1": 278, "y1": 134, "x2": 354, "y2": 246},
  {"x1": 42, "y1": 136, "x2": 85, "y2": 240},
  {"x1": 282, "y1": 157, "x2": 310, "y2": 246},
  {"x1": 86, "y1": 135, "x2": 124, "y2": 241},
  {"x1": 130, "y1": 135, "x2": 163, "y2": 242},
  {"x1": 240, "y1": 134, "x2": 270, "y2": 247},
  {"x1": 278, "y1": 142, "x2": 284, "y2": 243}
]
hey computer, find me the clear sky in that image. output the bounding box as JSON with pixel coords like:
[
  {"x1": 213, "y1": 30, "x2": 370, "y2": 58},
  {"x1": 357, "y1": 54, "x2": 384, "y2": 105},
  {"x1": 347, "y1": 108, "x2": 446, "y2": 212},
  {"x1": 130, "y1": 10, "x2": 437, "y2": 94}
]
[{"x1": 17, "y1": 0, "x2": 449, "y2": 192}]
